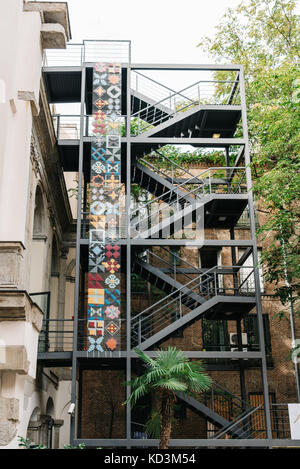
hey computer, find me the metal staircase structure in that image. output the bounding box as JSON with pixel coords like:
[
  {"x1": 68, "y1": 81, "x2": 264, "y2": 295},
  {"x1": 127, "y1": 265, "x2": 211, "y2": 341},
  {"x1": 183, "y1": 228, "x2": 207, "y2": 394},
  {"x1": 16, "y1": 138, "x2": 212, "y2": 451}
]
[
  {"x1": 178, "y1": 379, "x2": 255, "y2": 439},
  {"x1": 131, "y1": 249, "x2": 256, "y2": 350},
  {"x1": 38, "y1": 42, "x2": 274, "y2": 448}
]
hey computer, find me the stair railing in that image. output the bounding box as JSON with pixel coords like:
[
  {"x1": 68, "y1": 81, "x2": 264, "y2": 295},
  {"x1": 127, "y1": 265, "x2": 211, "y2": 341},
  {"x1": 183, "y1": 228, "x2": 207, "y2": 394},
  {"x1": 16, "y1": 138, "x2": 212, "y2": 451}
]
[
  {"x1": 141, "y1": 248, "x2": 199, "y2": 284},
  {"x1": 131, "y1": 71, "x2": 177, "y2": 110},
  {"x1": 131, "y1": 266, "x2": 218, "y2": 345},
  {"x1": 140, "y1": 158, "x2": 246, "y2": 195},
  {"x1": 132, "y1": 164, "x2": 246, "y2": 217},
  {"x1": 204, "y1": 380, "x2": 252, "y2": 419},
  {"x1": 131, "y1": 77, "x2": 239, "y2": 136},
  {"x1": 212, "y1": 403, "x2": 264, "y2": 439},
  {"x1": 130, "y1": 176, "x2": 207, "y2": 239},
  {"x1": 152, "y1": 149, "x2": 214, "y2": 186},
  {"x1": 131, "y1": 166, "x2": 213, "y2": 232},
  {"x1": 131, "y1": 265, "x2": 255, "y2": 346},
  {"x1": 130, "y1": 166, "x2": 246, "y2": 238}
]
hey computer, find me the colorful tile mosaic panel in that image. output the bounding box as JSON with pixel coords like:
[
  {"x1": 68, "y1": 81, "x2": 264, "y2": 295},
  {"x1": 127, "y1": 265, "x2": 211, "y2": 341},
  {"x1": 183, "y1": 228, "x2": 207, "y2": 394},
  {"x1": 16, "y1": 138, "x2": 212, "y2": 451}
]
[{"x1": 87, "y1": 62, "x2": 122, "y2": 352}]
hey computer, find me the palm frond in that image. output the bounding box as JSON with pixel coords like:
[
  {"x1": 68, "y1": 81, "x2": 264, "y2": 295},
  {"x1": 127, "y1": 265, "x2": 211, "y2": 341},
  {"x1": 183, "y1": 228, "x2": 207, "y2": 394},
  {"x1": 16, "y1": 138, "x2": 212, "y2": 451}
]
[
  {"x1": 153, "y1": 378, "x2": 188, "y2": 392},
  {"x1": 126, "y1": 382, "x2": 149, "y2": 406},
  {"x1": 127, "y1": 347, "x2": 212, "y2": 408},
  {"x1": 144, "y1": 411, "x2": 161, "y2": 438},
  {"x1": 187, "y1": 371, "x2": 212, "y2": 393},
  {"x1": 155, "y1": 347, "x2": 187, "y2": 371},
  {"x1": 144, "y1": 368, "x2": 168, "y2": 384},
  {"x1": 168, "y1": 361, "x2": 188, "y2": 375},
  {"x1": 133, "y1": 348, "x2": 156, "y2": 367}
]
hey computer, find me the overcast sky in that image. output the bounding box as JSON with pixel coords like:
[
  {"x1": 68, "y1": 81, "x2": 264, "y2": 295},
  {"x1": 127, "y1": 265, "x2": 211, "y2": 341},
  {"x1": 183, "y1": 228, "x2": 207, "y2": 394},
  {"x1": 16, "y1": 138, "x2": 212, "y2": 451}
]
[
  {"x1": 55, "y1": 0, "x2": 242, "y2": 114},
  {"x1": 66, "y1": 0, "x2": 241, "y2": 64}
]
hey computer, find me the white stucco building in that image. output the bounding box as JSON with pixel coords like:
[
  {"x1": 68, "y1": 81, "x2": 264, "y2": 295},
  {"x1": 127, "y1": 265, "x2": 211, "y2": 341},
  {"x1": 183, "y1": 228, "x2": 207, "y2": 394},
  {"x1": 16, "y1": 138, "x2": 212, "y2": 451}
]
[{"x1": 0, "y1": 1, "x2": 74, "y2": 448}]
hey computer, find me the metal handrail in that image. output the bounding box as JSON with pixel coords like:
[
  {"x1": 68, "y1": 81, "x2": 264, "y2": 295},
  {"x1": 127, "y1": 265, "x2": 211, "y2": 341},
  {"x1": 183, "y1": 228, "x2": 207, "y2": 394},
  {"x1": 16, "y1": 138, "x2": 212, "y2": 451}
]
[
  {"x1": 153, "y1": 149, "x2": 215, "y2": 186},
  {"x1": 131, "y1": 165, "x2": 211, "y2": 217},
  {"x1": 43, "y1": 41, "x2": 131, "y2": 67},
  {"x1": 131, "y1": 269, "x2": 212, "y2": 322},
  {"x1": 150, "y1": 246, "x2": 201, "y2": 274},
  {"x1": 131, "y1": 265, "x2": 255, "y2": 345},
  {"x1": 209, "y1": 380, "x2": 251, "y2": 410},
  {"x1": 141, "y1": 249, "x2": 197, "y2": 283},
  {"x1": 131, "y1": 78, "x2": 238, "y2": 119},
  {"x1": 131, "y1": 169, "x2": 246, "y2": 238},
  {"x1": 212, "y1": 404, "x2": 264, "y2": 439},
  {"x1": 130, "y1": 187, "x2": 205, "y2": 237},
  {"x1": 132, "y1": 264, "x2": 255, "y2": 321},
  {"x1": 131, "y1": 165, "x2": 246, "y2": 218},
  {"x1": 131, "y1": 75, "x2": 240, "y2": 135},
  {"x1": 132, "y1": 70, "x2": 183, "y2": 102}
]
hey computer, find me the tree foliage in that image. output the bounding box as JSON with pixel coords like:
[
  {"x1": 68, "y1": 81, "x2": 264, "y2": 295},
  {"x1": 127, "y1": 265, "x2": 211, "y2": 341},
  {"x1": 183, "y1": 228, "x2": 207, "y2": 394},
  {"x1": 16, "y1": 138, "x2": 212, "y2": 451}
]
[{"x1": 198, "y1": 0, "x2": 300, "y2": 316}]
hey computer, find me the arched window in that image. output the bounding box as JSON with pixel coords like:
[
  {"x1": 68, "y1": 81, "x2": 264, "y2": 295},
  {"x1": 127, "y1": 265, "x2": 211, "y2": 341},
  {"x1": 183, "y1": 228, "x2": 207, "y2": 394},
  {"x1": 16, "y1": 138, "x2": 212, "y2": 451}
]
[
  {"x1": 46, "y1": 397, "x2": 55, "y2": 418},
  {"x1": 26, "y1": 407, "x2": 41, "y2": 446},
  {"x1": 29, "y1": 185, "x2": 47, "y2": 294}
]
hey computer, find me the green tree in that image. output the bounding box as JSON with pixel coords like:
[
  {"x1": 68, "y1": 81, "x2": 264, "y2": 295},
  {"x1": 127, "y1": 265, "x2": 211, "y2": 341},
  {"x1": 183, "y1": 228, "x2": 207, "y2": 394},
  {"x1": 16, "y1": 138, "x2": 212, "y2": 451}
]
[
  {"x1": 126, "y1": 347, "x2": 211, "y2": 449},
  {"x1": 198, "y1": 0, "x2": 300, "y2": 317}
]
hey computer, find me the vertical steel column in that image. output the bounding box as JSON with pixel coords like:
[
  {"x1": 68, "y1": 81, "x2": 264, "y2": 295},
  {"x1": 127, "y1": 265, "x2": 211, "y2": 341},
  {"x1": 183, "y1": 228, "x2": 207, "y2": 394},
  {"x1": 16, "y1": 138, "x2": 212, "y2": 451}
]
[
  {"x1": 126, "y1": 56, "x2": 132, "y2": 446},
  {"x1": 236, "y1": 319, "x2": 247, "y2": 406},
  {"x1": 239, "y1": 66, "x2": 273, "y2": 445},
  {"x1": 230, "y1": 228, "x2": 238, "y2": 294},
  {"x1": 70, "y1": 61, "x2": 86, "y2": 444},
  {"x1": 225, "y1": 146, "x2": 231, "y2": 192}
]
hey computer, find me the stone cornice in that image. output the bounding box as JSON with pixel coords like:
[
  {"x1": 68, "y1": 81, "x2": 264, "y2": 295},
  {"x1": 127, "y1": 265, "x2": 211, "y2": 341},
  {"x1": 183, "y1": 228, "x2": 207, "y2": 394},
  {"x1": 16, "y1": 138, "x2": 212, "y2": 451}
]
[
  {"x1": 23, "y1": 1, "x2": 71, "y2": 44},
  {"x1": 0, "y1": 291, "x2": 43, "y2": 332}
]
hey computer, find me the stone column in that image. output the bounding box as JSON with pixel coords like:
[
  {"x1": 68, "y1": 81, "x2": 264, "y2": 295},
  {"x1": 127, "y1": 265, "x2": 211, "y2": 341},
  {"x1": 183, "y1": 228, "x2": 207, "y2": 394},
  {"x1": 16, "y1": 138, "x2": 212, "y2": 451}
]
[
  {"x1": 53, "y1": 419, "x2": 64, "y2": 449},
  {"x1": 56, "y1": 247, "x2": 69, "y2": 351}
]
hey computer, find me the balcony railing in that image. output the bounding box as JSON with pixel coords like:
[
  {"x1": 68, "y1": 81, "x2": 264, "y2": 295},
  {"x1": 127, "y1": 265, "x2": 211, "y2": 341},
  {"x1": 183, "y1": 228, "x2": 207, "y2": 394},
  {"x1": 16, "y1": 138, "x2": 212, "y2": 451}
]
[
  {"x1": 43, "y1": 40, "x2": 131, "y2": 67},
  {"x1": 38, "y1": 318, "x2": 127, "y2": 352},
  {"x1": 52, "y1": 114, "x2": 126, "y2": 140},
  {"x1": 38, "y1": 318, "x2": 74, "y2": 353}
]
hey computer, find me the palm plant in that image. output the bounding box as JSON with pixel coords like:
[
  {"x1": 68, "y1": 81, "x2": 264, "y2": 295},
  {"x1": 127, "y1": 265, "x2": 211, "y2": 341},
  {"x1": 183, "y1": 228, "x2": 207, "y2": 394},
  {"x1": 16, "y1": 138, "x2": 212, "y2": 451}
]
[{"x1": 126, "y1": 347, "x2": 212, "y2": 449}]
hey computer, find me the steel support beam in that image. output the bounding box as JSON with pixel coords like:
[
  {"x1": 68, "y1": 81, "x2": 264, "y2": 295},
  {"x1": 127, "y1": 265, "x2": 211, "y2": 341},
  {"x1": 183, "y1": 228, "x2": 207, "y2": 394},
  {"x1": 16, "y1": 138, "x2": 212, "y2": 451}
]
[
  {"x1": 239, "y1": 66, "x2": 273, "y2": 445},
  {"x1": 131, "y1": 137, "x2": 245, "y2": 146},
  {"x1": 70, "y1": 62, "x2": 86, "y2": 444},
  {"x1": 71, "y1": 438, "x2": 300, "y2": 447},
  {"x1": 126, "y1": 60, "x2": 132, "y2": 444},
  {"x1": 130, "y1": 64, "x2": 242, "y2": 71}
]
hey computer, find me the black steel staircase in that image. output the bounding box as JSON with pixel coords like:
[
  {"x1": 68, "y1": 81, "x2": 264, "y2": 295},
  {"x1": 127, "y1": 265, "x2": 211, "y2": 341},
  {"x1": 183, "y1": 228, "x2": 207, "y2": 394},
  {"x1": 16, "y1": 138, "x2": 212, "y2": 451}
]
[
  {"x1": 40, "y1": 44, "x2": 274, "y2": 446},
  {"x1": 177, "y1": 379, "x2": 254, "y2": 439},
  {"x1": 131, "y1": 251, "x2": 256, "y2": 350}
]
